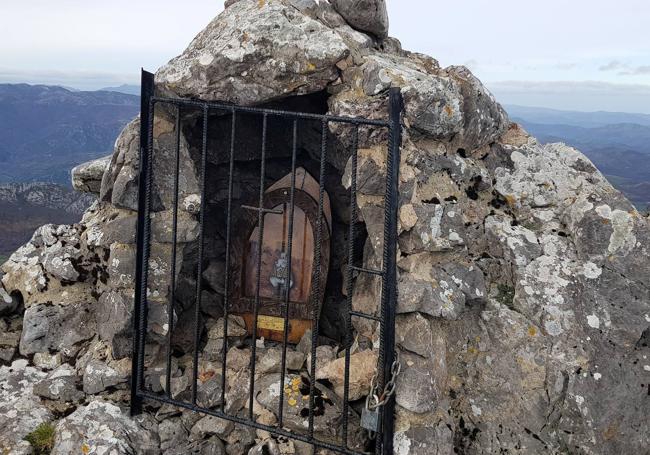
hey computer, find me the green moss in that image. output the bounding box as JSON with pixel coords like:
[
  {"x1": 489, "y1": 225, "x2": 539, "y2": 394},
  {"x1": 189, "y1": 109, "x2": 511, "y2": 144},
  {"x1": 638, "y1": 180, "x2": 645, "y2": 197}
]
[
  {"x1": 496, "y1": 284, "x2": 515, "y2": 306},
  {"x1": 24, "y1": 423, "x2": 55, "y2": 455}
]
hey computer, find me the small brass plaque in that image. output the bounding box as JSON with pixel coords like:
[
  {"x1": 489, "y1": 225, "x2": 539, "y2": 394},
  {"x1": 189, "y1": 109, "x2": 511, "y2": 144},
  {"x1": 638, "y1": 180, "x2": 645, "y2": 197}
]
[{"x1": 257, "y1": 315, "x2": 285, "y2": 332}]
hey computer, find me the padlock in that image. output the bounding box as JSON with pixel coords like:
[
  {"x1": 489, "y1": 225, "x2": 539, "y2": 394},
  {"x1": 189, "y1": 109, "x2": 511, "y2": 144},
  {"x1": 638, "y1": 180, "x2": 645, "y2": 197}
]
[{"x1": 360, "y1": 406, "x2": 381, "y2": 433}]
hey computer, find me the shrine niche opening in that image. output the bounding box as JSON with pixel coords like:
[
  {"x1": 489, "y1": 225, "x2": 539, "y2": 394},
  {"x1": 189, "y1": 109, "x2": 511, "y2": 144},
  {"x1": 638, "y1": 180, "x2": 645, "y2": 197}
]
[{"x1": 131, "y1": 69, "x2": 403, "y2": 455}]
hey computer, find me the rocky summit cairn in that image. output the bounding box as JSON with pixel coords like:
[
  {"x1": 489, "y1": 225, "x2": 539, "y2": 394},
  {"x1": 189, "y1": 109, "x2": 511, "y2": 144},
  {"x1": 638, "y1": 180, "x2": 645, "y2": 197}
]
[{"x1": 1, "y1": 1, "x2": 649, "y2": 454}]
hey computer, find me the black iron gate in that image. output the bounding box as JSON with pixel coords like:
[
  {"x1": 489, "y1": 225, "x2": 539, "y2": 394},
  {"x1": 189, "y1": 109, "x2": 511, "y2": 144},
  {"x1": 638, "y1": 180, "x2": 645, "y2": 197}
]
[{"x1": 130, "y1": 70, "x2": 403, "y2": 454}]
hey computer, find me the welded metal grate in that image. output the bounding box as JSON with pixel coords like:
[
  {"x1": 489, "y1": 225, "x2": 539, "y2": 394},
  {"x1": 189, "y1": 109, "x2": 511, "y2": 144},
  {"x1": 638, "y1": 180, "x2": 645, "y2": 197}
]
[{"x1": 130, "y1": 70, "x2": 403, "y2": 455}]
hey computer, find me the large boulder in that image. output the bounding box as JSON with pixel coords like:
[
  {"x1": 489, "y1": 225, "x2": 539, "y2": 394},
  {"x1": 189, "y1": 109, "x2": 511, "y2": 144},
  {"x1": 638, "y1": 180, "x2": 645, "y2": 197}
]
[
  {"x1": 156, "y1": 0, "x2": 351, "y2": 104},
  {"x1": 51, "y1": 400, "x2": 159, "y2": 454},
  {"x1": 71, "y1": 155, "x2": 111, "y2": 195},
  {"x1": 0, "y1": 1, "x2": 648, "y2": 454},
  {"x1": 330, "y1": 0, "x2": 389, "y2": 38},
  {"x1": 0, "y1": 360, "x2": 53, "y2": 455}
]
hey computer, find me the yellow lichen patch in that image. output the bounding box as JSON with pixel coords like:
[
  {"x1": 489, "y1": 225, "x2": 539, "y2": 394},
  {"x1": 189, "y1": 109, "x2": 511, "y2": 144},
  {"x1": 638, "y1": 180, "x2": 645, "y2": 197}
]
[
  {"x1": 288, "y1": 397, "x2": 297, "y2": 407},
  {"x1": 528, "y1": 326, "x2": 537, "y2": 337},
  {"x1": 306, "y1": 62, "x2": 316, "y2": 72},
  {"x1": 82, "y1": 443, "x2": 91, "y2": 454},
  {"x1": 284, "y1": 387, "x2": 292, "y2": 395},
  {"x1": 504, "y1": 195, "x2": 517, "y2": 207},
  {"x1": 302, "y1": 394, "x2": 309, "y2": 401},
  {"x1": 258, "y1": 0, "x2": 266, "y2": 8},
  {"x1": 603, "y1": 422, "x2": 619, "y2": 441}
]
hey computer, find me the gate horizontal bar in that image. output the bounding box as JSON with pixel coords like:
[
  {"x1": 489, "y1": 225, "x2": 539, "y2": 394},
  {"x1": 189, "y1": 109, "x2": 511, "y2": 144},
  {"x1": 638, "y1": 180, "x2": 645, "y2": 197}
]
[
  {"x1": 350, "y1": 266, "x2": 384, "y2": 276},
  {"x1": 349, "y1": 310, "x2": 382, "y2": 322},
  {"x1": 150, "y1": 96, "x2": 391, "y2": 127},
  {"x1": 136, "y1": 390, "x2": 368, "y2": 455},
  {"x1": 240, "y1": 204, "x2": 284, "y2": 215}
]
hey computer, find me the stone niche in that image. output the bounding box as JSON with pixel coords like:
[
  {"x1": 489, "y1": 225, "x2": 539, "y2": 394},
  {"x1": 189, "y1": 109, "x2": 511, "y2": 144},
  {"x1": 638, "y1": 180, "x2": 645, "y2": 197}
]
[
  {"x1": 154, "y1": 90, "x2": 379, "y2": 346},
  {"x1": 140, "y1": 88, "x2": 387, "y2": 451}
]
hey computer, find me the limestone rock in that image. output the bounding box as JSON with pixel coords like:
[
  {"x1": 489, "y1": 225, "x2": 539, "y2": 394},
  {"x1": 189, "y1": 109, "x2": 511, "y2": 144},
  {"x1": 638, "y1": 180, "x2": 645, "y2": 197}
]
[
  {"x1": 208, "y1": 314, "x2": 248, "y2": 339},
  {"x1": 397, "y1": 273, "x2": 466, "y2": 320},
  {"x1": 395, "y1": 350, "x2": 446, "y2": 414},
  {"x1": 255, "y1": 374, "x2": 366, "y2": 450},
  {"x1": 155, "y1": 0, "x2": 350, "y2": 105},
  {"x1": 96, "y1": 289, "x2": 134, "y2": 359},
  {"x1": 83, "y1": 359, "x2": 130, "y2": 394},
  {"x1": 0, "y1": 319, "x2": 20, "y2": 364},
  {"x1": 100, "y1": 117, "x2": 140, "y2": 210},
  {"x1": 20, "y1": 301, "x2": 96, "y2": 358},
  {"x1": 33, "y1": 364, "x2": 84, "y2": 402},
  {"x1": 51, "y1": 400, "x2": 159, "y2": 454},
  {"x1": 71, "y1": 155, "x2": 111, "y2": 195},
  {"x1": 330, "y1": 0, "x2": 389, "y2": 38},
  {"x1": 0, "y1": 360, "x2": 53, "y2": 455},
  {"x1": 190, "y1": 415, "x2": 234, "y2": 441},
  {"x1": 315, "y1": 349, "x2": 377, "y2": 400}
]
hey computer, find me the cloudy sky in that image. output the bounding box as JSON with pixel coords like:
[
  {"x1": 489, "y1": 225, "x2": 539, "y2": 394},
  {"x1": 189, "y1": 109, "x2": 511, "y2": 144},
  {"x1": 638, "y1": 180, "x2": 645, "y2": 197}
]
[{"x1": 2, "y1": 0, "x2": 650, "y2": 112}]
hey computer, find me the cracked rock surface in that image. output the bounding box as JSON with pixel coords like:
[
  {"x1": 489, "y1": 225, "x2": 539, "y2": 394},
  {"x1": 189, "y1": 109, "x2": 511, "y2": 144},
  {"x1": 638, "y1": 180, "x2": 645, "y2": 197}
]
[{"x1": 0, "y1": 0, "x2": 648, "y2": 454}]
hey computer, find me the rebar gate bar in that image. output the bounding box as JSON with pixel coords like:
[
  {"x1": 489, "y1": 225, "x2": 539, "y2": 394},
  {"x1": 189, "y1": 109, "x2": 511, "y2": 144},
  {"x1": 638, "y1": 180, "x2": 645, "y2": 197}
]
[{"x1": 131, "y1": 70, "x2": 403, "y2": 455}]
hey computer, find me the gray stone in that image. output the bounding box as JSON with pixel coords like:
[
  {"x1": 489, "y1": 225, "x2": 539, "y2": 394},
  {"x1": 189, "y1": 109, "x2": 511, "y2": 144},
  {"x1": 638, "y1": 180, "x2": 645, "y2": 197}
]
[
  {"x1": 255, "y1": 374, "x2": 366, "y2": 450},
  {"x1": 97, "y1": 289, "x2": 134, "y2": 359},
  {"x1": 155, "y1": 0, "x2": 350, "y2": 105},
  {"x1": 33, "y1": 352, "x2": 63, "y2": 370},
  {"x1": 316, "y1": 349, "x2": 377, "y2": 400},
  {"x1": 83, "y1": 359, "x2": 130, "y2": 394},
  {"x1": 51, "y1": 400, "x2": 159, "y2": 455},
  {"x1": 224, "y1": 425, "x2": 256, "y2": 455},
  {"x1": 393, "y1": 421, "x2": 454, "y2": 455},
  {"x1": 159, "y1": 418, "x2": 188, "y2": 454},
  {"x1": 100, "y1": 118, "x2": 141, "y2": 210},
  {"x1": 207, "y1": 314, "x2": 247, "y2": 339},
  {"x1": 394, "y1": 349, "x2": 446, "y2": 414},
  {"x1": 0, "y1": 326, "x2": 19, "y2": 364},
  {"x1": 71, "y1": 155, "x2": 111, "y2": 195},
  {"x1": 33, "y1": 364, "x2": 84, "y2": 402},
  {"x1": 0, "y1": 360, "x2": 53, "y2": 455},
  {"x1": 397, "y1": 272, "x2": 466, "y2": 320},
  {"x1": 190, "y1": 415, "x2": 234, "y2": 441},
  {"x1": 196, "y1": 373, "x2": 224, "y2": 409},
  {"x1": 330, "y1": 0, "x2": 389, "y2": 38},
  {"x1": 20, "y1": 301, "x2": 96, "y2": 358}
]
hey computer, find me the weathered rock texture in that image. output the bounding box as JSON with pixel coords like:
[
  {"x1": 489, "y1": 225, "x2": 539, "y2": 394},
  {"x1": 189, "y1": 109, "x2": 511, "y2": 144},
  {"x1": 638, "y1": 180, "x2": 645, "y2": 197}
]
[{"x1": 0, "y1": 0, "x2": 648, "y2": 454}]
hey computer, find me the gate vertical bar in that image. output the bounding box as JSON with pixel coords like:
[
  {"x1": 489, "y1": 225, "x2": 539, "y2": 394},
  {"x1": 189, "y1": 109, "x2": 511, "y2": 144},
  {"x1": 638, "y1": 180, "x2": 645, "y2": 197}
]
[
  {"x1": 308, "y1": 118, "x2": 328, "y2": 450},
  {"x1": 377, "y1": 87, "x2": 403, "y2": 453},
  {"x1": 220, "y1": 108, "x2": 237, "y2": 409},
  {"x1": 278, "y1": 119, "x2": 298, "y2": 427},
  {"x1": 191, "y1": 105, "x2": 210, "y2": 406},
  {"x1": 342, "y1": 125, "x2": 359, "y2": 448},
  {"x1": 130, "y1": 69, "x2": 155, "y2": 416},
  {"x1": 165, "y1": 105, "x2": 182, "y2": 397},
  {"x1": 249, "y1": 113, "x2": 269, "y2": 420}
]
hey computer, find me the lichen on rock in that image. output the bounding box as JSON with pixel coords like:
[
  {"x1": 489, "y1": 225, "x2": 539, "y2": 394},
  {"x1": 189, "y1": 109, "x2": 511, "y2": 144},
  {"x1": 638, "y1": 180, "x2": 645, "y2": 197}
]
[{"x1": 0, "y1": 0, "x2": 648, "y2": 453}]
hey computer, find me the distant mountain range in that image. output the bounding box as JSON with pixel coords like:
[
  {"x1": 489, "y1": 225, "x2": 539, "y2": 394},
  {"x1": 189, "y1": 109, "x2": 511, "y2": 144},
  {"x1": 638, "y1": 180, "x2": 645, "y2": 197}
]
[
  {"x1": 0, "y1": 83, "x2": 139, "y2": 184},
  {"x1": 506, "y1": 105, "x2": 650, "y2": 209},
  {"x1": 99, "y1": 84, "x2": 141, "y2": 96},
  {"x1": 505, "y1": 105, "x2": 650, "y2": 128}
]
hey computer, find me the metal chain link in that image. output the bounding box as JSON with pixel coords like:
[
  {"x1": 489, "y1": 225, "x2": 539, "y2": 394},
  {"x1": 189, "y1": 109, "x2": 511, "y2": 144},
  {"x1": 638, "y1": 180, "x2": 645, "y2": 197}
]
[{"x1": 366, "y1": 351, "x2": 401, "y2": 411}]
